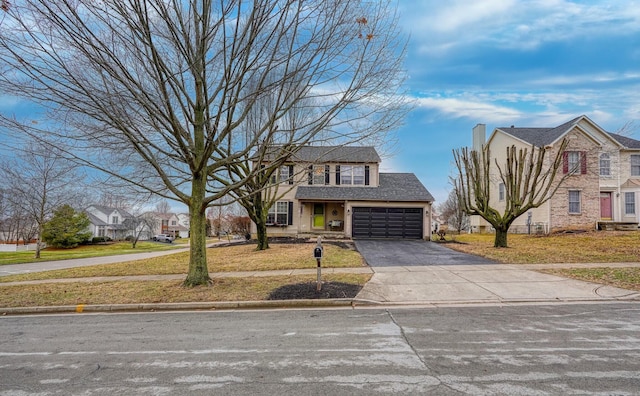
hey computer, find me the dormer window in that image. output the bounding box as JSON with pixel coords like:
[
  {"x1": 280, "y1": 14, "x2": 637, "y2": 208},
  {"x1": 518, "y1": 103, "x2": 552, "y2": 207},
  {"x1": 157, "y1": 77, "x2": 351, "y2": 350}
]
[{"x1": 112, "y1": 216, "x2": 118, "y2": 224}]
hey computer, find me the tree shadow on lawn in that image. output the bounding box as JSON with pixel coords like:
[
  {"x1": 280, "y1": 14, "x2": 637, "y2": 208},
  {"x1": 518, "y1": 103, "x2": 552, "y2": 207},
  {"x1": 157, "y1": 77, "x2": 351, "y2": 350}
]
[{"x1": 267, "y1": 282, "x2": 362, "y2": 300}]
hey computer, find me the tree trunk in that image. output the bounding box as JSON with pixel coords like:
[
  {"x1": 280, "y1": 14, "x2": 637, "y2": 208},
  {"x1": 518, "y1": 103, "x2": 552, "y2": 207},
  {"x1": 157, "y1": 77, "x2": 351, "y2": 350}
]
[
  {"x1": 34, "y1": 224, "x2": 43, "y2": 259},
  {"x1": 183, "y1": 174, "x2": 211, "y2": 287},
  {"x1": 494, "y1": 228, "x2": 508, "y2": 248},
  {"x1": 256, "y1": 220, "x2": 269, "y2": 250}
]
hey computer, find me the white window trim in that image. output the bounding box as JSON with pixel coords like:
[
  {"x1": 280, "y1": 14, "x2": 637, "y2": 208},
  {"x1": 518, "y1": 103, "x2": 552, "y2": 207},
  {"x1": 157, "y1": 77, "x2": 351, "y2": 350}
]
[
  {"x1": 312, "y1": 165, "x2": 325, "y2": 185},
  {"x1": 340, "y1": 165, "x2": 365, "y2": 185},
  {"x1": 568, "y1": 190, "x2": 581, "y2": 214},
  {"x1": 625, "y1": 192, "x2": 636, "y2": 215},
  {"x1": 267, "y1": 201, "x2": 289, "y2": 225},
  {"x1": 631, "y1": 155, "x2": 640, "y2": 177},
  {"x1": 568, "y1": 151, "x2": 581, "y2": 175},
  {"x1": 599, "y1": 153, "x2": 610, "y2": 176}
]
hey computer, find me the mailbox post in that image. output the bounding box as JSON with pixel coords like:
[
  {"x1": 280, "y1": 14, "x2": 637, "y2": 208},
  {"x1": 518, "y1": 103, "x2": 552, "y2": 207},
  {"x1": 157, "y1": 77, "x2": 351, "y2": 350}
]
[{"x1": 314, "y1": 236, "x2": 323, "y2": 291}]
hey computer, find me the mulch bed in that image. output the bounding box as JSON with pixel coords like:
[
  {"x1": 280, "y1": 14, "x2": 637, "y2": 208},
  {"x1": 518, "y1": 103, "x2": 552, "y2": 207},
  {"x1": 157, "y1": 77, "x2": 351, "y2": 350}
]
[{"x1": 267, "y1": 281, "x2": 362, "y2": 300}]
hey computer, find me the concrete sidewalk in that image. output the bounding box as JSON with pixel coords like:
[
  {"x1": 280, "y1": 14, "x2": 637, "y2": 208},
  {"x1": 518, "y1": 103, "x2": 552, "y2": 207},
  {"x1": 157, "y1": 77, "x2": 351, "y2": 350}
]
[{"x1": 355, "y1": 263, "x2": 640, "y2": 305}]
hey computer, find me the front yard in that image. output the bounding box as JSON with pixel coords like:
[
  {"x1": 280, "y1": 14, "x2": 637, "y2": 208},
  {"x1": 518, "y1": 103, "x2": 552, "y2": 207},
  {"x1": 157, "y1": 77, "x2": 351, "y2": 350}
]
[{"x1": 443, "y1": 231, "x2": 640, "y2": 292}]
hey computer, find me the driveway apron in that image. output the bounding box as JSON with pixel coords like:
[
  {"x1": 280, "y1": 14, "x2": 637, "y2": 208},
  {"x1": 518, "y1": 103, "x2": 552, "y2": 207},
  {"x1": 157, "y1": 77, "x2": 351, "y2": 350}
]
[{"x1": 353, "y1": 239, "x2": 638, "y2": 304}]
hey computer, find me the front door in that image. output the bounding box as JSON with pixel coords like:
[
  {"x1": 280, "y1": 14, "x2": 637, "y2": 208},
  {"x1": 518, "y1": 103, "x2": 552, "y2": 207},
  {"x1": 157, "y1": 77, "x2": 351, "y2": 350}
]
[
  {"x1": 313, "y1": 203, "x2": 325, "y2": 229},
  {"x1": 600, "y1": 192, "x2": 612, "y2": 220}
]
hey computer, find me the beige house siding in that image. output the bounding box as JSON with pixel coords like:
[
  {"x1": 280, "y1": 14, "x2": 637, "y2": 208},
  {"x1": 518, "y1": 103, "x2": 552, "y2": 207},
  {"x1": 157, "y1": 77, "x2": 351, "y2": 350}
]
[
  {"x1": 470, "y1": 116, "x2": 640, "y2": 234},
  {"x1": 251, "y1": 148, "x2": 433, "y2": 239}
]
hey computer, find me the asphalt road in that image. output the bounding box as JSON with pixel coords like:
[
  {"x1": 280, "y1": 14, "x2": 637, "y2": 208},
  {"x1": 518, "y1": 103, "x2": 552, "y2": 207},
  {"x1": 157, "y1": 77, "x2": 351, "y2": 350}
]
[{"x1": 1, "y1": 303, "x2": 639, "y2": 395}]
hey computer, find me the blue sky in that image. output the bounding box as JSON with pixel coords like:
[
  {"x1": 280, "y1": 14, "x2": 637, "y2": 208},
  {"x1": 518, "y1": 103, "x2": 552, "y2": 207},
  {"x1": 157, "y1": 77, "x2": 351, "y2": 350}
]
[
  {"x1": 388, "y1": 0, "x2": 640, "y2": 205},
  {"x1": 2, "y1": 1, "x2": 639, "y2": 212}
]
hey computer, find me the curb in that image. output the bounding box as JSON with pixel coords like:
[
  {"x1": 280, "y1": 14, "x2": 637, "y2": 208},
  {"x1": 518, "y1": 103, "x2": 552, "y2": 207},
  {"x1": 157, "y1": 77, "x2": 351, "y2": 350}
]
[
  {"x1": 2, "y1": 294, "x2": 638, "y2": 316},
  {"x1": 0, "y1": 298, "x2": 376, "y2": 316}
]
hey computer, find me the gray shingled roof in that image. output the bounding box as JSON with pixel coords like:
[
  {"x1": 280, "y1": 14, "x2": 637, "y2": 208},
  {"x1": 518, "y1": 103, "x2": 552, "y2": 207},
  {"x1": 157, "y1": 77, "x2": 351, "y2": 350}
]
[
  {"x1": 262, "y1": 146, "x2": 380, "y2": 163},
  {"x1": 86, "y1": 212, "x2": 107, "y2": 226},
  {"x1": 88, "y1": 205, "x2": 133, "y2": 218},
  {"x1": 295, "y1": 173, "x2": 434, "y2": 202},
  {"x1": 609, "y1": 133, "x2": 640, "y2": 149},
  {"x1": 498, "y1": 116, "x2": 640, "y2": 149},
  {"x1": 497, "y1": 116, "x2": 581, "y2": 147}
]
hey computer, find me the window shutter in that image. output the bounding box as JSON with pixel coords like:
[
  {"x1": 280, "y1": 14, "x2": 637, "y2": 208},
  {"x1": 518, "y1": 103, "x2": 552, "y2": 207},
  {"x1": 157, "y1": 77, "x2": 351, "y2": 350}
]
[
  {"x1": 580, "y1": 151, "x2": 587, "y2": 174},
  {"x1": 365, "y1": 165, "x2": 370, "y2": 186},
  {"x1": 288, "y1": 165, "x2": 294, "y2": 185},
  {"x1": 562, "y1": 152, "x2": 569, "y2": 174},
  {"x1": 335, "y1": 165, "x2": 341, "y2": 185},
  {"x1": 308, "y1": 165, "x2": 313, "y2": 185},
  {"x1": 324, "y1": 165, "x2": 330, "y2": 185},
  {"x1": 287, "y1": 202, "x2": 293, "y2": 225}
]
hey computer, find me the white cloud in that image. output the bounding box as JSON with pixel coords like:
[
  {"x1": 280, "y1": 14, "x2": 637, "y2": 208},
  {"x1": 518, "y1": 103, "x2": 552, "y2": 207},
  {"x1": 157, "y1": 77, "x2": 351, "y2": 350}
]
[
  {"x1": 415, "y1": 96, "x2": 521, "y2": 123},
  {"x1": 402, "y1": 1, "x2": 640, "y2": 55}
]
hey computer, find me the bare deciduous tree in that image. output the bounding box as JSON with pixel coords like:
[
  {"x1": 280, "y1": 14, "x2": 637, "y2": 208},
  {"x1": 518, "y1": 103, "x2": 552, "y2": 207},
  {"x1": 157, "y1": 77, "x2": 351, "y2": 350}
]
[
  {"x1": 0, "y1": 0, "x2": 408, "y2": 285},
  {"x1": 438, "y1": 185, "x2": 468, "y2": 233},
  {"x1": 2, "y1": 140, "x2": 82, "y2": 257},
  {"x1": 453, "y1": 140, "x2": 569, "y2": 248}
]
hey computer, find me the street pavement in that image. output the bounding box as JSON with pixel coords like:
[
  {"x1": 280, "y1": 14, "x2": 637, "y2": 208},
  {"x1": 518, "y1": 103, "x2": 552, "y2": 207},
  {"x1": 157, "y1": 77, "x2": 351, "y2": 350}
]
[{"x1": 0, "y1": 239, "x2": 639, "y2": 313}]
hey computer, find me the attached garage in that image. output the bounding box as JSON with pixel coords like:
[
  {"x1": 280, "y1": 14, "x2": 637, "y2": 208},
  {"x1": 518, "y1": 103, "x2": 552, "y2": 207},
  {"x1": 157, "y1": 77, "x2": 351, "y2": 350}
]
[{"x1": 352, "y1": 207, "x2": 423, "y2": 239}]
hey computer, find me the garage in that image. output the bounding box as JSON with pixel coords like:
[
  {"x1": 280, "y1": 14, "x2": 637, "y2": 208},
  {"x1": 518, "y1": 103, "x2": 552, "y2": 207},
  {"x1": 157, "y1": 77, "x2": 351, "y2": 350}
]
[{"x1": 352, "y1": 207, "x2": 423, "y2": 239}]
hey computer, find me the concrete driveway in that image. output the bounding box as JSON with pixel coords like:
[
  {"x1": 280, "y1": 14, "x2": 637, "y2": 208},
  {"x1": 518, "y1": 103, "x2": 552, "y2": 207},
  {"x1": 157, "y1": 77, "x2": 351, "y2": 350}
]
[
  {"x1": 353, "y1": 239, "x2": 496, "y2": 266},
  {"x1": 353, "y1": 239, "x2": 639, "y2": 305}
]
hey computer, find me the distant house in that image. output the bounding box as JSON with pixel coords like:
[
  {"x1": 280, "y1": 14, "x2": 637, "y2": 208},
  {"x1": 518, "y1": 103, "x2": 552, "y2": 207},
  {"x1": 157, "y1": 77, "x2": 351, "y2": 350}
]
[
  {"x1": 85, "y1": 205, "x2": 135, "y2": 240},
  {"x1": 254, "y1": 146, "x2": 434, "y2": 239},
  {"x1": 470, "y1": 115, "x2": 640, "y2": 233},
  {"x1": 145, "y1": 212, "x2": 189, "y2": 238}
]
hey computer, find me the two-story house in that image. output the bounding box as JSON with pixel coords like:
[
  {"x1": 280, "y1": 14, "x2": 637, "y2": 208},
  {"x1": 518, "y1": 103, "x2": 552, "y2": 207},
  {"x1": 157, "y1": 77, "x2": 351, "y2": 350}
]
[
  {"x1": 470, "y1": 115, "x2": 640, "y2": 233},
  {"x1": 254, "y1": 146, "x2": 434, "y2": 239},
  {"x1": 85, "y1": 205, "x2": 134, "y2": 240}
]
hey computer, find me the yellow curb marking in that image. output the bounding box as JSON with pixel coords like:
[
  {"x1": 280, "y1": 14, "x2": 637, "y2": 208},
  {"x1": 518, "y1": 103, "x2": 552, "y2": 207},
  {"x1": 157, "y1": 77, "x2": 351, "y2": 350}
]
[{"x1": 76, "y1": 304, "x2": 84, "y2": 313}]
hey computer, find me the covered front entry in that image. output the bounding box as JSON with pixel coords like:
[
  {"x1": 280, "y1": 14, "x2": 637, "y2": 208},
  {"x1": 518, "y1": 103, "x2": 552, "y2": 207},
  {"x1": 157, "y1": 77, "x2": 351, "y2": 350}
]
[{"x1": 352, "y1": 207, "x2": 423, "y2": 239}]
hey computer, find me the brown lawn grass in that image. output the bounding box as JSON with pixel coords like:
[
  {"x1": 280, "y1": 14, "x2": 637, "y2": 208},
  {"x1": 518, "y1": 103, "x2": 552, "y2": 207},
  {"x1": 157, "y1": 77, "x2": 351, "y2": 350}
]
[
  {"x1": 0, "y1": 274, "x2": 372, "y2": 308},
  {"x1": 443, "y1": 231, "x2": 640, "y2": 292},
  {"x1": 0, "y1": 242, "x2": 364, "y2": 283},
  {"x1": 445, "y1": 231, "x2": 640, "y2": 264}
]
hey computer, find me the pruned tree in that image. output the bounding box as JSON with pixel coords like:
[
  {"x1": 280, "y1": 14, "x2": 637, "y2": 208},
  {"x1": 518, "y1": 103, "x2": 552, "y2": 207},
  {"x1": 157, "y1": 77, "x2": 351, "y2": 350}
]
[
  {"x1": 2, "y1": 140, "x2": 82, "y2": 257},
  {"x1": 453, "y1": 140, "x2": 569, "y2": 248},
  {"x1": 0, "y1": 0, "x2": 408, "y2": 286}
]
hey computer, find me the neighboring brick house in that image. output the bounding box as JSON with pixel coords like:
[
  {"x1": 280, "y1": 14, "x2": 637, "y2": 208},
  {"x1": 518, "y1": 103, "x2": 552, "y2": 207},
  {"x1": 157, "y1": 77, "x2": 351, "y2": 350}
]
[
  {"x1": 254, "y1": 146, "x2": 434, "y2": 239},
  {"x1": 470, "y1": 115, "x2": 640, "y2": 233}
]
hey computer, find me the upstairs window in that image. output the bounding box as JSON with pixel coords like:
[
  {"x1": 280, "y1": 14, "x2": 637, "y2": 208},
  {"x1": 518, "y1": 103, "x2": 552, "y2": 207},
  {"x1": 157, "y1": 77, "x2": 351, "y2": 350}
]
[
  {"x1": 270, "y1": 165, "x2": 294, "y2": 184},
  {"x1": 337, "y1": 165, "x2": 369, "y2": 185},
  {"x1": 498, "y1": 183, "x2": 505, "y2": 201},
  {"x1": 631, "y1": 155, "x2": 640, "y2": 176},
  {"x1": 599, "y1": 153, "x2": 610, "y2": 176},
  {"x1": 112, "y1": 216, "x2": 118, "y2": 224},
  {"x1": 563, "y1": 151, "x2": 586, "y2": 175},
  {"x1": 311, "y1": 165, "x2": 327, "y2": 185}
]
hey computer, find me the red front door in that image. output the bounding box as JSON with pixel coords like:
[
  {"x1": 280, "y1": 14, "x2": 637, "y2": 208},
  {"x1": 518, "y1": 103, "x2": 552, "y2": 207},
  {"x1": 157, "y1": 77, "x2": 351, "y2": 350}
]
[{"x1": 600, "y1": 192, "x2": 612, "y2": 219}]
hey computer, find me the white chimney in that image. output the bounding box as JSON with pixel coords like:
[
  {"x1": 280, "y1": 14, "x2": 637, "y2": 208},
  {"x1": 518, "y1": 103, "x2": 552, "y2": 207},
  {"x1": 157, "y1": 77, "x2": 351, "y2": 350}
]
[{"x1": 472, "y1": 124, "x2": 486, "y2": 152}]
